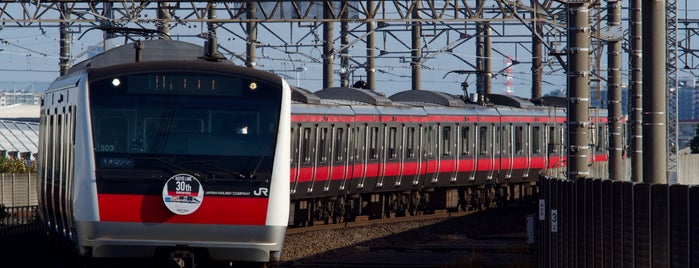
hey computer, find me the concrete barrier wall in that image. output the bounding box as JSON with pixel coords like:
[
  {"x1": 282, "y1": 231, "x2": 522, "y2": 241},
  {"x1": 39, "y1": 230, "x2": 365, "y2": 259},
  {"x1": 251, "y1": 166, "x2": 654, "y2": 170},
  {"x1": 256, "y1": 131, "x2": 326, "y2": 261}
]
[{"x1": 538, "y1": 176, "x2": 698, "y2": 267}]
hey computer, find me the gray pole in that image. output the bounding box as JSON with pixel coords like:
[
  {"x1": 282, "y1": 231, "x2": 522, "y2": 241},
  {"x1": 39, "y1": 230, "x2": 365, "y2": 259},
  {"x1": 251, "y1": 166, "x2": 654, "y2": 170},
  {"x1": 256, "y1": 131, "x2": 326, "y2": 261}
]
[
  {"x1": 629, "y1": 0, "x2": 643, "y2": 182},
  {"x1": 205, "y1": 3, "x2": 222, "y2": 59},
  {"x1": 476, "y1": 15, "x2": 484, "y2": 96},
  {"x1": 366, "y1": 0, "x2": 376, "y2": 90},
  {"x1": 323, "y1": 1, "x2": 334, "y2": 89},
  {"x1": 340, "y1": 0, "x2": 350, "y2": 87},
  {"x1": 567, "y1": 1, "x2": 591, "y2": 179},
  {"x1": 246, "y1": 1, "x2": 257, "y2": 68},
  {"x1": 607, "y1": 0, "x2": 623, "y2": 180},
  {"x1": 411, "y1": 0, "x2": 422, "y2": 90},
  {"x1": 531, "y1": 1, "x2": 543, "y2": 103},
  {"x1": 102, "y1": 3, "x2": 115, "y2": 41},
  {"x1": 484, "y1": 23, "x2": 492, "y2": 96},
  {"x1": 642, "y1": 0, "x2": 667, "y2": 184},
  {"x1": 157, "y1": 2, "x2": 170, "y2": 38},
  {"x1": 59, "y1": 3, "x2": 70, "y2": 76}
]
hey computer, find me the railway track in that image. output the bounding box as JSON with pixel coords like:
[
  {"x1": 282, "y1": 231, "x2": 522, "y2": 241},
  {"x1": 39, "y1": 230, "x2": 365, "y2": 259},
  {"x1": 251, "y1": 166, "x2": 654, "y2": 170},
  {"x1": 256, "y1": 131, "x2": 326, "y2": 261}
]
[
  {"x1": 0, "y1": 202, "x2": 535, "y2": 268},
  {"x1": 278, "y1": 203, "x2": 537, "y2": 267}
]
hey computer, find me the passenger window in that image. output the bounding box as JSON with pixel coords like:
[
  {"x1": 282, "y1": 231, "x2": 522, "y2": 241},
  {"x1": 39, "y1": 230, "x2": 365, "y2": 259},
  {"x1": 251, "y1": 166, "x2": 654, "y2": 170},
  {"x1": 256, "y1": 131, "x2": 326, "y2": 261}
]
[
  {"x1": 549, "y1": 126, "x2": 557, "y2": 153},
  {"x1": 514, "y1": 126, "x2": 523, "y2": 155},
  {"x1": 461, "y1": 126, "x2": 470, "y2": 156},
  {"x1": 290, "y1": 127, "x2": 296, "y2": 165},
  {"x1": 369, "y1": 126, "x2": 379, "y2": 160},
  {"x1": 597, "y1": 125, "x2": 605, "y2": 152},
  {"x1": 334, "y1": 127, "x2": 345, "y2": 163},
  {"x1": 406, "y1": 127, "x2": 416, "y2": 159},
  {"x1": 388, "y1": 127, "x2": 397, "y2": 160},
  {"x1": 318, "y1": 127, "x2": 328, "y2": 164},
  {"x1": 426, "y1": 126, "x2": 434, "y2": 158},
  {"x1": 479, "y1": 126, "x2": 488, "y2": 156},
  {"x1": 532, "y1": 126, "x2": 541, "y2": 154},
  {"x1": 442, "y1": 126, "x2": 452, "y2": 157},
  {"x1": 501, "y1": 125, "x2": 510, "y2": 155},
  {"x1": 301, "y1": 127, "x2": 312, "y2": 164}
]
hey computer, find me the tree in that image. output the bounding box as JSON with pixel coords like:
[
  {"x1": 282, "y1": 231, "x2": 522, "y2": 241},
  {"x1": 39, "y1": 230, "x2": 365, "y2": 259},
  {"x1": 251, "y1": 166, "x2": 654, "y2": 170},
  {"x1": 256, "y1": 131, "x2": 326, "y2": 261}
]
[
  {"x1": 0, "y1": 155, "x2": 37, "y2": 173},
  {"x1": 689, "y1": 125, "x2": 699, "y2": 153}
]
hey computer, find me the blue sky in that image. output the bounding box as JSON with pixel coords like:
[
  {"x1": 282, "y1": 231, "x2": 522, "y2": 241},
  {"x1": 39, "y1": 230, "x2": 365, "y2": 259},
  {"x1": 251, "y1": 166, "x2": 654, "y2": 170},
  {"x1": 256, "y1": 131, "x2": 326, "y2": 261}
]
[{"x1": 1, "y1": 2, "x2": 698, "y2": 98}]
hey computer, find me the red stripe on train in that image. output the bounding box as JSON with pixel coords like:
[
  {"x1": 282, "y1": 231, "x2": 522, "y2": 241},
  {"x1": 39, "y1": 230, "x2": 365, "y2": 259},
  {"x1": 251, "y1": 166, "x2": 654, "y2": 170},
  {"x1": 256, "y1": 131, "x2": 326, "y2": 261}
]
[
  {"x1": 290, "y1": 154, "x2": 606, "y2": 182},
  {"x1": 97, "y1": 194, "x2": 268, "y2": 225}
]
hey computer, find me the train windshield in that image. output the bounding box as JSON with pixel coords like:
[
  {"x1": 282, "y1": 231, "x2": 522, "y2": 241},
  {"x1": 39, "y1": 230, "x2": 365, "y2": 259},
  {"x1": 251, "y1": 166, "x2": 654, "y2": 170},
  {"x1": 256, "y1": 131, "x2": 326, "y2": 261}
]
[{"x1": 88, "y1": 72, "x2": 282, "y2": 179}]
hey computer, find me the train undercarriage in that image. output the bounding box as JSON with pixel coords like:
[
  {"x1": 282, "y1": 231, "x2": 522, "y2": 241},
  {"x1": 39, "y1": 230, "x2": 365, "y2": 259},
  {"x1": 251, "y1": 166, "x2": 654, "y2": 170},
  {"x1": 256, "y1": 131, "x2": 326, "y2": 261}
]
[{"x1": 289, "y1": 181, "x2": 539, "y2": 227}]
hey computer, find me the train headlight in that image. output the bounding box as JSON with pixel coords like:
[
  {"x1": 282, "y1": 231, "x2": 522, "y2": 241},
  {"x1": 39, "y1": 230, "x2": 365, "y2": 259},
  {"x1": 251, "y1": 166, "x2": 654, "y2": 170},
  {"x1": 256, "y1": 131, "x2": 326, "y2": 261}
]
[
  {"x1": 112, "y1": 78, "x2": 121, "y2": 87},
  {"x1": 249, "y1": 82, "x2": 257, "y2": 91}
]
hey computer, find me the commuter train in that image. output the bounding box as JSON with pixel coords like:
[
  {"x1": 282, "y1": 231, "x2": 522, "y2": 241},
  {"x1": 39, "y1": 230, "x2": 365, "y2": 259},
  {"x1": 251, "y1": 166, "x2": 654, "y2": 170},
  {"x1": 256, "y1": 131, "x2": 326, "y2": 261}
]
[
  {"x1": 287, "y1": 84, "x2": 611, "y2": 226},
  {"x1": 37, "y1": 38, "x2": 612, "y2": 266},
  {"x1": 37, "y1": 40, "x2": 291, "y2": 267}
]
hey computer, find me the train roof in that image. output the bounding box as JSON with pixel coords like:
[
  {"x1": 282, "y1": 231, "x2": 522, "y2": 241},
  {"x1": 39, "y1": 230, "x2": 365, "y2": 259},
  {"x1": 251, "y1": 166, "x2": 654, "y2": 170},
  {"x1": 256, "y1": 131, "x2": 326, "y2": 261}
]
[
  {"x1": 315, "y1": 87, "x2": 393, "y2": 106},
  {"x1": 389, "y1": 90, "x2": 466, "y2": 107},
  {"x1": 67, "y1": 40, "x2": 207, "y2": 75}
]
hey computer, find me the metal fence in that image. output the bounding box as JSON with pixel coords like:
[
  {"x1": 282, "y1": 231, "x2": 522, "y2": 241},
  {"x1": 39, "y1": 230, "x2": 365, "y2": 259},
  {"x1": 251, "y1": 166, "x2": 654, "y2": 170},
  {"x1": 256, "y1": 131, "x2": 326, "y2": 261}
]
[
  {"x1": 0, "y1": 173, "x2": 38, "y2": 207},
  {"x1": 0, "y1": 173, "x2": 40, "y2": 235},
  {"x1": 538, "y1": 176, "x2": 699, "y2": 268}
]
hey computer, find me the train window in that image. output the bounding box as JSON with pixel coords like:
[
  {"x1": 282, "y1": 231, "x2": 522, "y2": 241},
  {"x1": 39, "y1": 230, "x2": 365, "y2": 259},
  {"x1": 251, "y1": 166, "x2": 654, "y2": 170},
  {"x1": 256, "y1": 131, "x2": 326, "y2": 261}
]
[
  {"x1": 597, "y1": 125, "x2": 605, "y2": 152},
  {"x1": 442, "y1": 126, "x2": 452, "y2": 157},
  {"x1": 355, "y1": 126, "x2": 363, "y2": 162},
  {"x1": 369, "y1": 126, "x2": 379, "y2": 160},
  {"x1": 318, "y1": 127, "x2": 328, "y2": 164},
  {"x1": 334, "y1": 127, "x2": 345, "y2": 163},
  {"x1": 301, "y1": 127, "x2": 312, "y2": 164},
  {"x1": 426, "y1": 125, "x2": 435, "y2": 158},
  {"x1": 532, "y1": 126, "x2": 541, "y2": 154},
  {"x1": 388, "y1": 127, "x2": 397, "y2": 160},
  {"x1": 461, "y1": 126, "x2": 471, "y2": 156},
  {"x1": 479, "y1": 126, "x2": 488, "y2": 156},
  {"x1": 501, "y1": 125, "x2": 510, "y2": 155},
  {"x1": 549, "y1": 126, "x2": 557, "y2": 153},
  {"x1": 406, "y1": 127, "x2": 416, "y2": 159},
  {"x1": 494, "y1": 124, "x2": 500, "y2": 155},
  {"x1": 96, "y1": 117, "x2": 129, "y2": 152},
  {"x1": 514, "y1": 126, "x2": 524, "y2": 154},
  {"x1": 290, "y1": 127, "x2": 296, "y2": 165}
]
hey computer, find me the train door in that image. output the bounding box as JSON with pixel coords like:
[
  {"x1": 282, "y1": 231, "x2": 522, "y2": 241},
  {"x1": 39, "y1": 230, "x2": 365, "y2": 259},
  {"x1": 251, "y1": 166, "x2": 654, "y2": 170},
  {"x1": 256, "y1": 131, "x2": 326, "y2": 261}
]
[
  {"x1": 379, "y1": 124, "x2": 401, "y2": 188},
  {"x1": 329, "y1": 125, "x2": 351, "y2": 191},
  {"x1": 353, "y1": 123, "x2": 381, "y2": 190},
  {"x1": 404, "y1": 125, "x2": 420, "y2": 186},
  {"x1": 523, "y1": 124, "x2": 532, "y2": 178},
  {"x1": 290, "y1": 124, "x2": 300, "y2": 194},
  {"x1": 489, "y1": 123, "x2": 497, "y2": 180},
  {"x1": 476, "y1": 124, "x2": 494, "y2": 180},
  {"x1": 297, "y1": 124, "x2": 316, "y2": 193},
  {"x1": 394, "y1": 124, "x2": 409, "y2": 187},
  {"x1": 531, "y1": 125, "x2": 544, "y2": 173},
  {"x1": 351, "y1": 124, "x2": 366, "y2": 189},
  {"x1": 366, "y1": 124, "x2": 381, "y2": 190},
  {"x1": 308, "y1": 124, "x2": 331, "y2": 192},
  {"x1": 460, "y1": 124, "x2": 476, "y2": 181},
  {"x1": 439, "y1": 124, "x2": 458, "y2": 183},
  {"x1": 424, "y1": 123, "x2": 438, "y2": 183},
  {"x1": 500, "y1": 123, "x2": 514, "y2": 180},
  {"x1": 316, "y1": 125, "x2": 332, "y2": 192}
]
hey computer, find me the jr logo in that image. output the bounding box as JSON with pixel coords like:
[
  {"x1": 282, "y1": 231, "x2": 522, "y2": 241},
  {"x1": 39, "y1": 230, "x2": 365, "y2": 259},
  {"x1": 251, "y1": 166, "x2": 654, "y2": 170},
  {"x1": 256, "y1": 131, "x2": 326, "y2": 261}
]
[{"x1": 254, "y1": 187, "x2": 269, "y2": 197}]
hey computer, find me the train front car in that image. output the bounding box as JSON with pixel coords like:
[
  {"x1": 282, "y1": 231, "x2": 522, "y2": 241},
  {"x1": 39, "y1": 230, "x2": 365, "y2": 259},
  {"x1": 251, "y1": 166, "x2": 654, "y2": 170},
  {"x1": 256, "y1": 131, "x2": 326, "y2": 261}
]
[{"x1": 37, "y1": 40, "x2": 290, "y2": 266}]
